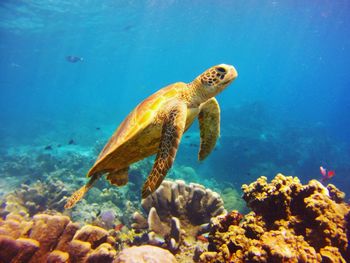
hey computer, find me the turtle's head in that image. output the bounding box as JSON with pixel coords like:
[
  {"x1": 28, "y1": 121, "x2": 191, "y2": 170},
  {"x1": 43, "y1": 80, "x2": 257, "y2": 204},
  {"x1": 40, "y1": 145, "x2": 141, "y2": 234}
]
[{"x1": 191, "y1": 64, "x2": 238, "y2": 103}]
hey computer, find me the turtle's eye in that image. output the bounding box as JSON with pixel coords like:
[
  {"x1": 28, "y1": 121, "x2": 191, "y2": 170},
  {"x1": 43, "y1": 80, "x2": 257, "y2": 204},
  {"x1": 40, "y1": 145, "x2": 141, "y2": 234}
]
[{"x1": 216, "y1": 67, "x2": 226, "y2": 73}]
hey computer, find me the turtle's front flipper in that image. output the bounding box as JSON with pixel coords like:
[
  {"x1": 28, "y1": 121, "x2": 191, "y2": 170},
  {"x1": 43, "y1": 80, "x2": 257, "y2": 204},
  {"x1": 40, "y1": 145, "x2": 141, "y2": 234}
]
[
  {"x1": 198, "y1": 97, "x2": 220, "y2": 161},
  {"x1": 64, "y1": 173, "x2": 102, "y2": 209},
  {"x1": 142, "y1": 102, "x2": 187, "y2": 198}
]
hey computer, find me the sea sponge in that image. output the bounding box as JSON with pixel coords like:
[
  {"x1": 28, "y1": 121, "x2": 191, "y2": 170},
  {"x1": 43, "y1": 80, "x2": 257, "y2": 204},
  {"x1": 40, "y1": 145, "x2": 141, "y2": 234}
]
[
  {"x1": 200, "y1": 174, "x2": 350, "y2": 262},
  {"x1": 0, "y1": 213, "x2": 118, "y2": 263}
]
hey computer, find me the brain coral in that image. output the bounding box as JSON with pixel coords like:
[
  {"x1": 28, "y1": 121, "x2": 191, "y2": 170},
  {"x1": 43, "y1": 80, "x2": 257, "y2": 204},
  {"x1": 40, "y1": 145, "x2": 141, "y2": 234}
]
[{"x1": 200, "y1": 173, "x2": 350, "y2": 263}]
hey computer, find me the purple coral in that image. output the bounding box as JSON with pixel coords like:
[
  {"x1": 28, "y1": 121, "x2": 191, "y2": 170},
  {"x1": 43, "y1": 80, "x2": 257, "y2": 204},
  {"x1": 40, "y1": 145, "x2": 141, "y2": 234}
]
[{"x1": 100, "y1": 210, "x2": 116, "y2": 228}]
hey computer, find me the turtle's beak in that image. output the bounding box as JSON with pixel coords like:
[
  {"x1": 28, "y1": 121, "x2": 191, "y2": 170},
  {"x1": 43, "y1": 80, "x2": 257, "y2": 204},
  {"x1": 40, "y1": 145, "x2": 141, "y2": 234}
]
[
  {"x1": 218, "y1": 64, "x2": 238, "y2": 87},
  {"x1": 223, "y1": 64, "x2": 238, "y2": 81},
  {"x1": 230, "y1": 65, "x2": 238, "y2": 80}
]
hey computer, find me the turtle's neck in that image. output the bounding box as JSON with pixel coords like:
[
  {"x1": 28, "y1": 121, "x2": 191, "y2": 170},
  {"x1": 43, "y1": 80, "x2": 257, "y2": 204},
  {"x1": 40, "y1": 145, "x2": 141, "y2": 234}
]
[{"x1": 186, "y1": 78, "x2": 210, "y2": 107}]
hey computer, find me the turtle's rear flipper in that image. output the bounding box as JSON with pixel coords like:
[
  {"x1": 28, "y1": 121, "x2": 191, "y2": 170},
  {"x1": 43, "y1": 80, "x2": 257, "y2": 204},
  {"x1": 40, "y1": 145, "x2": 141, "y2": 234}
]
[
  {"x1": 64, "y1": 173, "x2": 102, "y2": 209},
  {"x1": 107, "y1": 167, "x2": 129, "y2": 186},
  {"x1": 142, "y1": 101, "x2": 187, "y2": 198}
]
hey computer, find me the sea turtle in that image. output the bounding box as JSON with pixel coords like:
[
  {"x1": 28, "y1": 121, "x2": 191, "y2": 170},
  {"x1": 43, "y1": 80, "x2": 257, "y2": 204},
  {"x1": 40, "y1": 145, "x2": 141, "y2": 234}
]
[{"x1": 65, "y1": 64, "x2": 238, "y2": 209}]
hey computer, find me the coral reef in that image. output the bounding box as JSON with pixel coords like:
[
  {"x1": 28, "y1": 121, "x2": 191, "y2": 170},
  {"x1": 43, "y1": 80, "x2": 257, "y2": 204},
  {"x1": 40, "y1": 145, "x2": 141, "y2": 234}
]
[
  {"x1": 219, "y1": 186, "x2": 247, "y2": 213},
  {"x1": 115, "y1": 245, "x2": 178, "y2": 263},
  {"x1": 70, "y1": 186, "x2": 140, "y2": 228},
  {"x1": 200, "y1": 174, "x2": 350, "y2": 262},
  {"x1": 0, "y1": 213, "x2": 117, "y2": 263},
  {"x1": 131, "y1": 180, "x2": 226, "y2": 261},
  {"x1": 0, "y1": 179, "x2": 69, "y2": 217}
]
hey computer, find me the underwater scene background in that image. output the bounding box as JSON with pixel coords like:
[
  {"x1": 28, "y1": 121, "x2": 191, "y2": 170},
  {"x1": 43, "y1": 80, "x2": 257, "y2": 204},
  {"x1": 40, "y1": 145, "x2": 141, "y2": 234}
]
[{"x1": 0, "y1": 1, "x2": 349, "y2": 262}]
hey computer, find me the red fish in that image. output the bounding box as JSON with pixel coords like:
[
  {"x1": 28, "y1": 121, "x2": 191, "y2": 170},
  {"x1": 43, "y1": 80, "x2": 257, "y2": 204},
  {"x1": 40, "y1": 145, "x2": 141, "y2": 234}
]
[
  {"x1": 114, "y1": 224, "x2": 124, "y2": 232},
  {"x1": 320, "y1": 166, "x2": 335, "y2": 182},
  {"x1": 197, "y1": 235, "x2": 208, "y2": 243},
  {"x1": 327, "y1": 170, "x2": 335, "y2": 178}
]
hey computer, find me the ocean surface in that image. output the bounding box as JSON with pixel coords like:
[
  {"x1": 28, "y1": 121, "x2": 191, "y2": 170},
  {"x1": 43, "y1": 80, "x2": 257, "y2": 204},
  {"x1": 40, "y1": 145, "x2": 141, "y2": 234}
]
[{"x1": 1, "y1": 0, "x2": 350, "y2": 198}]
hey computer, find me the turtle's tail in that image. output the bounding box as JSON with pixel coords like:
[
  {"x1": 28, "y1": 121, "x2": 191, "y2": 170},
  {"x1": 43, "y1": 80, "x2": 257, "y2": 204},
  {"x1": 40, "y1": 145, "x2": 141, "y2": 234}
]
[{"x1": 64, "y1": 173, "x2": 102, "y2": 209}]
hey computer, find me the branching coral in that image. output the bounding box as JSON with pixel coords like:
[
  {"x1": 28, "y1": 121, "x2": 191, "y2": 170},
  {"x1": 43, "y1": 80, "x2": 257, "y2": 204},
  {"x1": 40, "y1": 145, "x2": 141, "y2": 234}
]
[
  {"x1": 200, "y1": 174, "x2": 350, "y2": 263},
  {"x1": 0, "y1": 213, "x2": 117, "y2": 263},
  {"x1": 139, "y1": 180, "x2": 226, "y2": 225},
  {"x1": 131, "y1": 179, "x2": 226, "y2": 259}
]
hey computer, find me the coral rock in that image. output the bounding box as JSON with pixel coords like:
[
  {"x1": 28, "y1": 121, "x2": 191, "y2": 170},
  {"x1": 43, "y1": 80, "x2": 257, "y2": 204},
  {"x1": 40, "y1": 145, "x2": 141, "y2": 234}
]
[
  {"x1": 86, "y1": 243, "x2": 116, "y2": 263},
  {"x1": 68, "y1": 239, "x2": 91, "y2": 262},
  {"x1": 29, "y1": 214, "x2": 71, "y2": 261},
  {"x1": 74, "y1": 225, "x2": 109, "y2": 248},
  {"x1": 47, "y1": 250, "x2": 69, "y2": 263},
  {"x1": 320, "y1": 246, "x2": 346, "y2": 263},
  {"x1": 0, "y1": 235, "x2": 39, "y2": 263},
  {"x1": 115, "y1": 245, "x2": 178, "y2": 263}
]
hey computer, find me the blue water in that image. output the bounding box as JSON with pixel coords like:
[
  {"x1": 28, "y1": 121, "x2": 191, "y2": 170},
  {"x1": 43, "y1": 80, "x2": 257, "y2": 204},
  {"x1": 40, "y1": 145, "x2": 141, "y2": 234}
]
[{"x1": 1, "y1": 1, "x2": 350, "y2": 194}]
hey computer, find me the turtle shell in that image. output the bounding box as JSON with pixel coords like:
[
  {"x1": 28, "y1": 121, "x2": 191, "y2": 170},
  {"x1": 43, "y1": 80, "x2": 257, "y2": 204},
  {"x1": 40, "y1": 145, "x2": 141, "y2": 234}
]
[{"x1": 87, "y1": 82, "x2": 196, "y2": 176}]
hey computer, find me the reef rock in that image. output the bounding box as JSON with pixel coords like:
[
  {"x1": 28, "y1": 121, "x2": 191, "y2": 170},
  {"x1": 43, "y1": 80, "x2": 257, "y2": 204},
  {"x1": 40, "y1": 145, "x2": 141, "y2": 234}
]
[
  {"x1": 0, "y1": 213, "x2": 117, "y2": 263},
  {"x1": 115, "y1": 245, "x2": 177, "y2": 263},
  {"x1": 200, "y1": 173, "x2": 350, "y2": 262}
]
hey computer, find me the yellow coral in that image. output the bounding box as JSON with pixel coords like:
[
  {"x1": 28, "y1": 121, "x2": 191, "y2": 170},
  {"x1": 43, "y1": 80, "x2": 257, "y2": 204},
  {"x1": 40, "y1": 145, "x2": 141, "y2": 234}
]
[{"x1": 201, "y1": 174, "x2": 350, "y2": 263}]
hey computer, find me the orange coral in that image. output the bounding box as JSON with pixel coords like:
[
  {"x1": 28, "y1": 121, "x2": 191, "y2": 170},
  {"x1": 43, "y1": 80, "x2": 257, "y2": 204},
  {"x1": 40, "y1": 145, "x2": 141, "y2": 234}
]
[
  {"x1": 200, "y1": 174, "x2": 350, "y2": 263},
  {"x1": 0, "y1": 213, "x2": 117, "y2": 263}
]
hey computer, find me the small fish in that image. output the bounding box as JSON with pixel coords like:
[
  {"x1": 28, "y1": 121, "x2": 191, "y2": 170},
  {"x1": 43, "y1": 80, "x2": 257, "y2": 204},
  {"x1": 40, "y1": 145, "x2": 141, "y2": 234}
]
[
  {"x1": 68, "y1": 139, "x2": 76, "y2": 145},
  {"x1": 10, "y1": 62, "x2": 21, "y2": 68},
  {"x1": 96, "y1": 127, "x2": 101, "y2": 130},
  {"x1": 114, "y1": 223, "x2": 124, "y2": 232},
  {"x1": 66, "y1": 55, "x2": 83, "y2": 63},
  {"x1": 320, "y1": 166, "x2": 335, "y2": 182},
  {"x1": 123, "y1": 25, "x2": 133, "y2": 31},
  {"x1": 44, "y1": 145, "x2": 53, "y2": 150},
  {"x1": 327, "y1": 170, "x2": 335, "y2": 178},
  {"x1": 197, "y1": 235, "x2": 208, "y2": 242}
]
